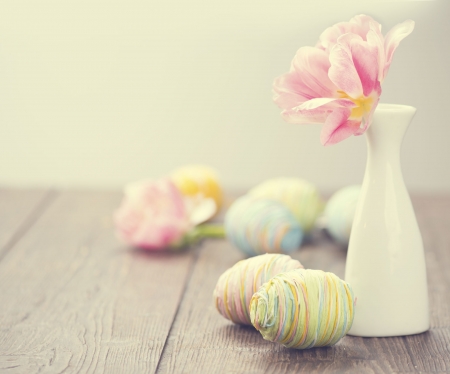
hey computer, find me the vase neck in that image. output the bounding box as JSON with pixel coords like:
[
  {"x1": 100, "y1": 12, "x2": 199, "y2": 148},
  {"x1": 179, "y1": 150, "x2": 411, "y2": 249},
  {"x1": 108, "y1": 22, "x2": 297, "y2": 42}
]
[
  {"x1": 366, "y1": 104, "x2": 416, "y2": 155},
  {"x1": 362, "y1": 104, "x2": 416, "y2": 189},
  {"x1": 366, "y1": 104, "x2": 416, "y2": 157}
]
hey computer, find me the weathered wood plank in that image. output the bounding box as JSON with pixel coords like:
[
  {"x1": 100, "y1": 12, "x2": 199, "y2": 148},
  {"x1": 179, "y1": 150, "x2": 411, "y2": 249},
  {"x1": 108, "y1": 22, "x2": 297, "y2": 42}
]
[
  {"x1": 0, "y1": 191, "x2": 196, "y2": 374},
  {"x1": 157, "y1": 196, "x2": 450, "y2": 374},
  {"x1": 405, "y1": 196, "x2": 450, "y2": 373},
  {"x1": 0, "y1": 188, "x2": 52, "y2": 258}
]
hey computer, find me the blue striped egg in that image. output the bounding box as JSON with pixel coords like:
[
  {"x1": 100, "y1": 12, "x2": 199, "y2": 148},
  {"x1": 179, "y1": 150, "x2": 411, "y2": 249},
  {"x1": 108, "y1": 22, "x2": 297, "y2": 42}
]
[{"x1": 225, "y1": 196, "x2": 303, "y2": 256}]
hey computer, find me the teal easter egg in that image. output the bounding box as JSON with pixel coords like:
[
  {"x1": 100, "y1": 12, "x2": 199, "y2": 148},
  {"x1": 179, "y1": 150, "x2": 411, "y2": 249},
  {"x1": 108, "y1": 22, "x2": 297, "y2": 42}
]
[{"x1": 324, "y1": 185, "x2": 361, "y2": 244}]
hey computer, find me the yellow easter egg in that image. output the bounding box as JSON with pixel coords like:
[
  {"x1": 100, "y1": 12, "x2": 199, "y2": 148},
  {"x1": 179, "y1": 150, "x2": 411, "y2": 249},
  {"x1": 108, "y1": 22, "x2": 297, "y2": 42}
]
[
  {"x1": 170, "y1": 165, "x2": 223, "y2": 210},
  {"x1": 248, "y1": 178, "x2": 324, "y2": 232}
]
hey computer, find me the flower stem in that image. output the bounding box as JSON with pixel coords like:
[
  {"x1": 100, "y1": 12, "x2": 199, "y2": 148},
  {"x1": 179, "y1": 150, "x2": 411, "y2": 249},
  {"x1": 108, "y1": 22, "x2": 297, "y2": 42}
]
[{"x1": 185, "y1": 224, "x2": 226, "y2": 245}]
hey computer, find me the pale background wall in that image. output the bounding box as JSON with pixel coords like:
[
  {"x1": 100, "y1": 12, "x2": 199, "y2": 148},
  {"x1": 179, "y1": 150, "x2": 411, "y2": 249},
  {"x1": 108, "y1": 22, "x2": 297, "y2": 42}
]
[{"x1": 0, "y1": 0, "x2": 448, "y2": 193}]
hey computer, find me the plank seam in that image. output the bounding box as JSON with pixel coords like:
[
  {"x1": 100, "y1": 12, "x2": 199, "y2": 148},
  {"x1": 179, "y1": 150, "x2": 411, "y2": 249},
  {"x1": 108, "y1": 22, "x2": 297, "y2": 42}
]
[
  {"x1": 0, "y1": 189, "x2": 58, "y2": 262},
  {"x1": 154, "y1": 245, "x2": 201, "y2": 374}
]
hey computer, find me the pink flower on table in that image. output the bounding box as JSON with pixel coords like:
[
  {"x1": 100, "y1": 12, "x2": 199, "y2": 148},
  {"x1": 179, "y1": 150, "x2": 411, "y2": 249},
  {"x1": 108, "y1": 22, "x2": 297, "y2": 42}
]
[
  {"x1": 114, "y1": 178, "x2": 216, "y2": 250},
  {"x1": 273, "y1": 15, "x2": 414, "y2": 146}
]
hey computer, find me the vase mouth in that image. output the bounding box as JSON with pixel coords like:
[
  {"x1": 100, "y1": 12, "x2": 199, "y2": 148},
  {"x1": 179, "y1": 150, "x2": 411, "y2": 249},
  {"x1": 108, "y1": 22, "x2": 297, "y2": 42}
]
[{"x1": 377, "y1": 103, "x2": 416, "y2": 112}]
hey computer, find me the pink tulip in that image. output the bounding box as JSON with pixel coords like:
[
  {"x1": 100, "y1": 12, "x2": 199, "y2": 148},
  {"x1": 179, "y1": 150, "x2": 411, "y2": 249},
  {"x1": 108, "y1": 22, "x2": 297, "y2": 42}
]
[
  {"x1": 114, "y1": 178, "x2": 216, "y2": 250},
  {"x1": 273, "y1": 15, "x2": 414, "y2": 145}
]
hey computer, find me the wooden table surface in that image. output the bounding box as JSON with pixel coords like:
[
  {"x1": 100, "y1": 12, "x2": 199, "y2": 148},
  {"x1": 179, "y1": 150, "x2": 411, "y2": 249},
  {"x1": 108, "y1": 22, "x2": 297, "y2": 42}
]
[{"x1": 0, "y1": 189, "x2": 449, "y2": 374}]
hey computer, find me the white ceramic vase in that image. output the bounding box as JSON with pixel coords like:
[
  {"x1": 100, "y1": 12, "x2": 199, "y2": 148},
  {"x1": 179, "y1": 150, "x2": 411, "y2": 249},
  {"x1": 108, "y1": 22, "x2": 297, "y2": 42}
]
[{"x1": 345, "y1": 103, "x2": 429, "y2": 337}]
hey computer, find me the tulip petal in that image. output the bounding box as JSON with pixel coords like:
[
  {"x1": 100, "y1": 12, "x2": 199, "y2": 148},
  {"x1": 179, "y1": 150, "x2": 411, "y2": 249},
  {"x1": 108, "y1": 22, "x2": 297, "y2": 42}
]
[
  {"x1": 328, "y1": 41, "x2": 363, "y2": 98},
  {"x1": 320, "y1": 108, "x2": 361, "y2": 146},
  {"x1": 282, "y1": 97, "x2": 354, "y2": 125},
  {"x1": 317, "y1": 22, "x2": 363, "y2": 51},
  {"x1": 114, "y1": 178, "x2": 191, "y2": 250},
  {"x1": 136, "y1": 223, "x2": 185, "y2": 250},
  {"x1": 273, "y1": 46, "x2": 341, "y2": 124},
  {"x1": 186, "y1": 196, "x2": 217, "y2": 226},
  {"x1": 350, "y1": 14, "x2": 379, "y2": 31},
  {"x1": 317, "y1": 14, "x2": 374, "y2": 51},
  {"x1": 367, "y1": 27, "x2": 385, "y2": 82},
  {"x1": 273, "y1": 47, "x2": 334, "y2": 108},
  {"x1": 329, "y1": 32, "x2": 381, "y2": 101},
  {"x1": 340, "y1": 33, "x2": 380, "y2": 97},
  {"x1": 298, "y1": 97, "x2": 355, "y2": 110},
  {"x1": 273, "y1": 72, "x2": 311, "y2": 109},
  {"x1": 290, "y1": 46, "x2": 337, "y2": 99},
  {"x1": 383, "y1": 20, "x2": 415, "y2": 79}
]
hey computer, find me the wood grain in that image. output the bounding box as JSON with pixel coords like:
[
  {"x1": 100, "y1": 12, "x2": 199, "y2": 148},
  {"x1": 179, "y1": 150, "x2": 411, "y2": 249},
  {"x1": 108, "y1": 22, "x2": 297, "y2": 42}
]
[
  {"x1": 0, "y1": 188, "x2": 52, "y2": 258},
  {"x1": 1, "y1": 191, "x2": 449, "y2": 373},
  {"x1": 0, "y1": 191, "x2": 196, "y2": 374},
  {"x1": 156, "y1": 196, "x2": 450, "y2": 374},
  {"x1": 406, "y1": 196, "x2": 450, "y2": 373}
]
